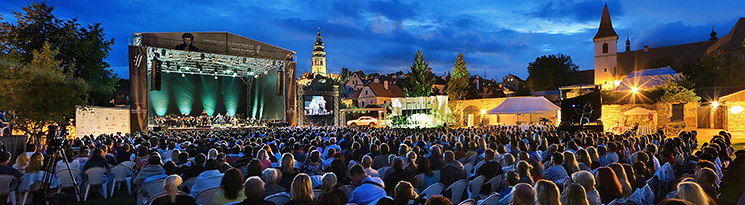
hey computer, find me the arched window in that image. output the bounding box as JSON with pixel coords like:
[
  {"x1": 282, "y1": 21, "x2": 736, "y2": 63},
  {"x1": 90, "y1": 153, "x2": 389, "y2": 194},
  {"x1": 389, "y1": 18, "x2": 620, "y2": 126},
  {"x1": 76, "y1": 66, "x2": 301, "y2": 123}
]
[
  {"x1": 320, "y1": 60, "x2": 323, "y2": 65},
  {"x1": 602, "y1": 43, "x2": 609, "y2": 53}
]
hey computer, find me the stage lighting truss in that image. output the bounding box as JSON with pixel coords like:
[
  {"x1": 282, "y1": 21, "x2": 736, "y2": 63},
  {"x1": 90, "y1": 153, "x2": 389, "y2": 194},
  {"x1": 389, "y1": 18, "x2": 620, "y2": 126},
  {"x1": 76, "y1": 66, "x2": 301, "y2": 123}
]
[{"x1": 147, "y1": 47, "x2": 284, "y2": 78}]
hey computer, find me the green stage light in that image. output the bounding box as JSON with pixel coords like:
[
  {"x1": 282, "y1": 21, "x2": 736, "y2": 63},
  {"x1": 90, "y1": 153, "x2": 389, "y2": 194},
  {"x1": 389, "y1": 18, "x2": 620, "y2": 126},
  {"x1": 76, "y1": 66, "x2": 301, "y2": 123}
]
[
  {"x1": 150, "y1": 88, "x2": 168, "y2": 116},
  {"x1": 223, "y1": 77, "x2": 238, "y2": 116},
  {"x1": 200, "y1": 77, "x2": 217, "y2": 116}
]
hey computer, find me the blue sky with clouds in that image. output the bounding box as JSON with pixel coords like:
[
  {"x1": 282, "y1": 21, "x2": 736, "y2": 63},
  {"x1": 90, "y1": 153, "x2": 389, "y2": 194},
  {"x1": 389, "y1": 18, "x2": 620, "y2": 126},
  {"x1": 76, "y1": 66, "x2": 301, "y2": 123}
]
[{"x1": 1, "y1": 0, "x2": 744, "y2": 80}]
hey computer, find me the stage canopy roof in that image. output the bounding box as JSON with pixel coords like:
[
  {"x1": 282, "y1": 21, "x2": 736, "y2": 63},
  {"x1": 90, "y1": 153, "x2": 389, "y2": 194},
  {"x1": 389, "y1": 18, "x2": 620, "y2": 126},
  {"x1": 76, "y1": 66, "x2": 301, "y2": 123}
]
[
  {"x1": 615, "y1": 67, "x2": 681, "y2": 92},
  {"x1": 623, "y1": 107, "x2": 656, "y2": 115},
  {"x1": 487, "y1": 97, "x2": 560, "y2": 115}
]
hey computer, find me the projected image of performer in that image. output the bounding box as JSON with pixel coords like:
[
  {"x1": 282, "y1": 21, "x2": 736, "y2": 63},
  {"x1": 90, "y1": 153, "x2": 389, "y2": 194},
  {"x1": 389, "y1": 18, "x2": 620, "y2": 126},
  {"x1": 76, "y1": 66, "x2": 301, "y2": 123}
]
[{"x1": 175, "y1": 33, "x2": 200, "y2": 52}]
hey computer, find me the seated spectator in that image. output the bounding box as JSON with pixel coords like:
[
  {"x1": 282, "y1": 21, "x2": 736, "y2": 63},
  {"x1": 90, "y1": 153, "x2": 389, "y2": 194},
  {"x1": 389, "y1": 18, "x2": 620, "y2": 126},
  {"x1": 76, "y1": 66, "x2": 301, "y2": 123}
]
[
  {"x1": 394, "y1": 181, "x2": 424, "y2": 205},
  {"x1": 594, "y1": 167, "x2": 623, "y2": 204},
  {"x1": 361, "y1": 155, "x2": 378, "y2": 177},
  {"x1": 516, "y1": 160, "x2": 534, "y2": 185},
  {"x1": 246, "y1": 159, "x2": 264, "y2": 178},
  {"x1": 415, "y1": 157, "x2": 438, "y2": 190},
  {"x1": 543, "y1": 152, "x2": 568, "y2": 184},
  {"x1": 300, "y1": 150, "x2": 324, "y2": 175},
  {"x1": 423, "y1": 195, "x2": 451, "y2": 205},
  {"x1": 83, "y1": 148, "x2": 111, "y2": 171},
  {"x1": 151, "y1": 175, "x2": 197, "y2": 205},
  {"x1": 134, "y1": 154, "x2": 166, "y2": 186},
  {"x1": 428, "y1": 146, "x2": 444, "y2": 170},
  {"x1": 181, "y1": 153, "x2": 206, "y2": 180},
  {"x1": 236, "y1": 176, "x2": 275, "y2": 205},
  {"x1": 440, "y1": 150, "x2": 465, "y2": 187},
  {"x1": 474, "y1": 149, "x2": 503, "y2": 180},
  {"x1": 384, "y1": 158, "x2": 414, "y2": 194},
  {"x1": 609, "y1": 163, "x2": 633, "y2": 197},
  {"x1": 287, "y1": 173, "x2": 316, "y2": 205},
  {"x1": 571, "y1": 171, "x2": 601, "y2": 205},
  {"x1": 190, "y1": 159, "x2": 224, "y2": 196},
  {"x1": 508, "y1": 183, "x2": 535, "y2": 205},
  {"x1": 216, "y1": 153, "x2": 231, "y2": 173},
  {"x1": 55, "y1": 148, "x2": 80, "y2": 173},
  {"x1": 348, "y1": 164, "x2": 386, "y2": 205},
  {"x1": 677, "y1": 181, "x2": 714, "y2": 205},
  {"x1": 257, "y1": 149, "x2": 272, "y2": 170},
  {"x1": 211, "y1": 168, "x2": 246, "y2": 205},
  {"x1": 561, "y1": 183, "x2": 589, "y2": 205},
  {"x1": 262, "y1": 168, "x2": 286, "y2": 197},
  {"x1": 279, "y1": 153, "x2": 299, "y2": 190},
  {"x1": 535, "y1": 180, "x2": 561, "y2": 205},
  {"x1": 0, "y1": 152, "x2": 22, "y2": 178},
  {"x1": 372, "y1": 144, "x2": 391, "y2": 169},
  {"x1": 499, "y1": 171, "x2": 520, "y2": 199},
  {"x1": 175, "y1": 152, "x2": 190, "y2": 168},
  {"x1": 12, "y1": 153, "x2": 29, "y2": 174},
  {"x1": 695, "y1": 167, "x2": 718, "y2": 202}
]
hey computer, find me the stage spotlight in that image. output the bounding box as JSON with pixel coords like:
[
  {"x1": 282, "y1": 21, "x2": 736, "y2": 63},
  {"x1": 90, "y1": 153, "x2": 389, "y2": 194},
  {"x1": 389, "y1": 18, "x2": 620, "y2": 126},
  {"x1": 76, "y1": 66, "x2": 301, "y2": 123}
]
[
  {"x1": 254, "y1": 75, "x2": 259, "y2": 78},
  {"x1": 214, "y1": 75, "x2": 218, "y2": 80},
  {"x1": 181, "y1": 73, "x2": 185, "y2": 78},
  {"x1": 264, "y1": 71, "x2": 268, "y2": 75},
  {"x1": 631, "y1": 87, "x2": 638, "y2": 93}
]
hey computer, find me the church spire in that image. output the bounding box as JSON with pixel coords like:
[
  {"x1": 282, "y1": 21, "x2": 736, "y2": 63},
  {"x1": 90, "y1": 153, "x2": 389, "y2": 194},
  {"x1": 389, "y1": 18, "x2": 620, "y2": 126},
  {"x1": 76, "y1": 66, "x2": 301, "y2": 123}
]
[
  {"x1": 625, "y1": 35, "x2": 630, "y2": 52},
  {"x1": 314, "y1": 27, "x2": 324, "y2": 51},
  {"x1": 594, "y1": 3, "x2": 618, "y2": 39},
  {"x1": 710, "y1": 26, "x2": 718, "y2": 41}
]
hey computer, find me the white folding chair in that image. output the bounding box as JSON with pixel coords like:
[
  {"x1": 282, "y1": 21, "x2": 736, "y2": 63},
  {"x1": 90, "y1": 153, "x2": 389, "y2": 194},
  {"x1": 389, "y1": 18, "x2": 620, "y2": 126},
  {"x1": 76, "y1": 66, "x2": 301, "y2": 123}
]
[
  {"x1": 19, "y1": 171, "x2": 45, "y2": 205},
  {"x1": 377, "y1": 167, "x2": 390, "y2": 179},
  {"x1": 473, "y1": 161, "x2": 485, "y2": 175},
  {"x1": 459, "y1": 198, "x2": 477, "y2": 205},
  {"x1": 464, "y1": 163, "x2": 474, "y2": 178},
  {"x1": 468, "y1": 175, "x2": 485, "y2": 200},
  {"x1": 119, "y1": 161, "x2": 137, "y2": 169},
  {"x1": 137, "y1": 178, "x2": 166, "y2": 205},
  {"x1": 194, "y1": 187, "x2": 221, "y2": 205},
  {"x1": 110, "y1": 164, "x2": 135, "y2": 196},
  {"x1": 179, "y1": 177, "x2": 198, "y2": 193},
  {"x1": 265, "y1": 192, "x2": 291, "y2": 205},
  {"x1": 55, "y1": 169, "x2": 83, "y2": 201},
  {"x1": 339, "y1": 184, "x2": 355, "y2": 199},
  {"x1": 476, "y1": 192, "x2": 500, "y2": 205},
  {"x1": 444, "y1": 179, "x2": 468, "y2": 204},
  {"x1": 420, "y1": 182, "x2": 444, "y2": 198},
  {"x1": 414, "y1": 173, "x2": 425, "y2": 189},
  {"x1": 313, "y1": 189, "x2": 324, "y2": 198},
  {"x1": 83, "y1": 167, "x2": 109, "y2": 201},
  {"x1": 0, "y1": 175, "x2": 17, "y2": 205}
]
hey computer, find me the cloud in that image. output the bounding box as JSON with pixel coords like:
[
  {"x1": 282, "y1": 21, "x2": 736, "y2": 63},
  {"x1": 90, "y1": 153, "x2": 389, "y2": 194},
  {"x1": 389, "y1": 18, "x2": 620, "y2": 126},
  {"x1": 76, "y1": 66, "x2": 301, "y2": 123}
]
[
  {"x1": 367, "y1": 0, "x2": 420, "y2": 21},
  {"x1": 530, "y1": 0, "x2": 624, "y2": 23}
]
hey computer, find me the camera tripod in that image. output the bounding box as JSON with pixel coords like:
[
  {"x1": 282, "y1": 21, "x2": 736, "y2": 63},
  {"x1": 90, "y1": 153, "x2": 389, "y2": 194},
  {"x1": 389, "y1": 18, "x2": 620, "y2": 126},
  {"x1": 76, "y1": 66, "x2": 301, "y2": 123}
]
[{"x1": 40, "y1": 146, "x2": 84, "y2": 205}]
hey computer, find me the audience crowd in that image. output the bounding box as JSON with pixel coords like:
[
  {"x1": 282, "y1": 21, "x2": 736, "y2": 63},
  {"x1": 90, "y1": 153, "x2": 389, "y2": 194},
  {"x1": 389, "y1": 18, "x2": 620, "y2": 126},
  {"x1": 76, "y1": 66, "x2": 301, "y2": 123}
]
[{"x1": 0, "y1": 125, "x2": 743, "y2": 205}]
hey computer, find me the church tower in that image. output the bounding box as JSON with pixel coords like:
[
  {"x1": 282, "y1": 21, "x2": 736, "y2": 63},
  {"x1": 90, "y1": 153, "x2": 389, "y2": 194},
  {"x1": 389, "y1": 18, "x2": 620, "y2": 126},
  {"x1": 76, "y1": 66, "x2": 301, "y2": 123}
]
[
  {"x1": 593, "y1": 3, "x2": 619, "y2": 90},
  {"x1": 312, "y1": 28, "x2": 327, "y2": 77}
]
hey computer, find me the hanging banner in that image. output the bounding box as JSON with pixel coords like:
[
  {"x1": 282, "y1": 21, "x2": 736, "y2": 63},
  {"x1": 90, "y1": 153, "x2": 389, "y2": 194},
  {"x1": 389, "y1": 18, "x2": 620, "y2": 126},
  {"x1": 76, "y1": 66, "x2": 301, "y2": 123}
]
[{"x1": 76, "y1": 106, "x2": 130, "y2": 137}]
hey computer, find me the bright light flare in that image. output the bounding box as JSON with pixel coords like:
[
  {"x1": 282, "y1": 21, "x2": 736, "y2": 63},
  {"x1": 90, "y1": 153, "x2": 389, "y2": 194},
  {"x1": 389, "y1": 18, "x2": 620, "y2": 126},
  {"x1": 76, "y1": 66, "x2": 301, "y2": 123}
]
[
  {"x1": 731, "y1": 106, "x2": 743, "y2": 114},
  {"x1": 631, "y1": 87, "x2": 638, "y2": 93},
  {"x1": 481, "y1": 109, "x2": 486, "y2": 115},
  {"x1": 712, "y1": 101, "x2": 720, "y2": 108}
]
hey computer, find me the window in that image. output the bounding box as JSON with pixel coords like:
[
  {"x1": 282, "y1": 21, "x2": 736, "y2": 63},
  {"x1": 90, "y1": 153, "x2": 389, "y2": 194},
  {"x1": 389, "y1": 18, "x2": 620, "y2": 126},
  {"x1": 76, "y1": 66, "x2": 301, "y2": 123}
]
[
  {"x1": 602, "y1": 43, "x2": 609, "y2": 53},
  {"x1": 365, "y1": 90, "x2": 368, "y2": 95},
  {"x1": 321, "y1": 60, "x2": 324, "y2": 66},
  {"x1": 604, "y1": 68, "x2": 607, "y2": 72},
  {"x1": 671, "y1": 103, "x2": 685, "y2": 122}
]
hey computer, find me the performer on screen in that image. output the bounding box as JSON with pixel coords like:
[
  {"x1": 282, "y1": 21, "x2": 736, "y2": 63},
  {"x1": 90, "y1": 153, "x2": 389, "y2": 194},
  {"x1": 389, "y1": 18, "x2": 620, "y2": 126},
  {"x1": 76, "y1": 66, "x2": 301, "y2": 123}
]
[{"x1": 175, "y1": 33, "x2": 200, "y2": 52}]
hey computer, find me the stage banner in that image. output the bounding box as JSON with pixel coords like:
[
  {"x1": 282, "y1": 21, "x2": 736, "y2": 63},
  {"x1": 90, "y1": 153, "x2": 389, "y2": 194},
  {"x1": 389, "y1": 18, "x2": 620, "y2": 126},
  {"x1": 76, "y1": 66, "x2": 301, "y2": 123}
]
[
  {"x1": 129, "y1": 46, "x2": 148, "y2": 133},
  {"x1": 138, "y1": 32, "x2": 294, "y2": 61},
  {"x1": 75, "y1": 106, "x2": 130, "y2": 137},
  {"x1": 286, "y1": 62, "x2": 297, "y2": 122}
]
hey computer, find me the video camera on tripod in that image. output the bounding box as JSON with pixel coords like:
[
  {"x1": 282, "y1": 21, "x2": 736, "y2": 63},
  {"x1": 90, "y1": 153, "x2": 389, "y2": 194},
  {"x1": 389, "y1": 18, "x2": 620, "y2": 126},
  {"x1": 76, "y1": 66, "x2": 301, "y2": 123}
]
[
  {"x1": 42, "y1": 124, "x2": 83, "y2": 204},
  {"x1": 46, "y1": 124, "x2": 69, "y2": 154}
]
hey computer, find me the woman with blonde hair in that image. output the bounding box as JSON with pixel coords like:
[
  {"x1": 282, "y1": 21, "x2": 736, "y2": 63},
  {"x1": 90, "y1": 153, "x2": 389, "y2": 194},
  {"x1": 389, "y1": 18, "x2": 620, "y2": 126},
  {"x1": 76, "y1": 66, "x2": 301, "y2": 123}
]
[
  {"x1": 286, "y1": 173, "x2": 315, "y2": 205},
  {"x1": 563, "y1": 152, "x2": 581, "y2": 176},
  {"x1": 575, "y1": 149, "x2": 591, "y2": 171},
  {"x1": 586, "y1": 147, "x2": 600, "y2": 169},
  {"x1": 257, "y1": 150, "x2": 271, "y2": 170},
  {"x1": 26, "y1": 152, "x2": 44, "y2": 173},
  {"x1": 13, "y1": 153, "x2": 30, "y2": 174},
  {"x1": 609, "y1": 163, "x2": 633, "y2": 197},
  {"x1": 279, "y1": 153, "x2": 299, "y2": 190},
  {"x1": 677, "y1": 181, "x2": 713, "y2": 205},
  {"x1": 561, "y1": 183, "x2": 590, "y2": 205},
  {"x1": 516, "y1": 160, "x2": 534, "y2": 185},
  {"x1": 534, "y1": 179, "x2": 561, "y2": 205}
]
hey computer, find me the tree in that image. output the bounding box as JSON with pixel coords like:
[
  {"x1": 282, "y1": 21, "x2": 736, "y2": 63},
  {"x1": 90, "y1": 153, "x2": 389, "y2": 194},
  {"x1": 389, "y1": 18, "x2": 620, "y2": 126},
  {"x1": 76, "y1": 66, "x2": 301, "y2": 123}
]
[
  {"x1": 658, "y1": 79, "x2": 701, "y2": 103},
  {"x1": 0, "y1": 43, "x2": 89, "y2": 143},
  {"x1": 339, "y1": 67, "x2": 352, "y2": 83},
  {"x1": 1, "y1": 2, "x2": 117, "y2": 106},
  {"x1": 525, "y1": 54, "x2": 579, "y2": 92},
  {"x1": 445, "y1": 53, "x2": 470, "y2": 101},
  {"x1": 404, "y1": 50, "x2": 435, "y2": 97},
  {"x1": 682, "y1": 50, "x2": 745, "y2": 88}
]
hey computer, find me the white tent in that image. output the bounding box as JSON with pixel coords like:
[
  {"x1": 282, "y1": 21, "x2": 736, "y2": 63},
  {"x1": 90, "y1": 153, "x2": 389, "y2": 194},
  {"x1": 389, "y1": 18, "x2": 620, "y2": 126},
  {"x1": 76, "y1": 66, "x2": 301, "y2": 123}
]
[
  {"x1": 487, "y1": 97, "x2": 560, "y2": 125},
  {"x1": 615, "y1": 67, "x2": 681, "y2": 92},
  {"x1": 618, "y1": 107, "x2": 657, "y2": 135}
]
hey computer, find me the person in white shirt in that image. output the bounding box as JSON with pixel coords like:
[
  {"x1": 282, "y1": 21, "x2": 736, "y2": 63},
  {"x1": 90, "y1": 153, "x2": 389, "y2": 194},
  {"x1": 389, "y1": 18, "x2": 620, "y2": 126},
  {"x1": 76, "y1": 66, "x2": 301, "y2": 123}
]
[{"x1": 190, "y1": 159, "x2": 224, "y2": 196}]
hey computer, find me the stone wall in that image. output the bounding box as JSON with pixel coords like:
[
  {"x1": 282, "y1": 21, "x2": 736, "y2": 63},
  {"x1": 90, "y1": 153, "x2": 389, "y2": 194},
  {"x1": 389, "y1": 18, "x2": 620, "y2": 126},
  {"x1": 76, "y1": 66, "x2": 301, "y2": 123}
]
[
  {"x1": 724, "y1": 101, "x2": 745, "y2": 132},
  {"x1": 601, "y1": 101, "x2": 697, "y2": 135},
  {"x1": 453, "y1": 98, "x2": 507, "y2": 126}
]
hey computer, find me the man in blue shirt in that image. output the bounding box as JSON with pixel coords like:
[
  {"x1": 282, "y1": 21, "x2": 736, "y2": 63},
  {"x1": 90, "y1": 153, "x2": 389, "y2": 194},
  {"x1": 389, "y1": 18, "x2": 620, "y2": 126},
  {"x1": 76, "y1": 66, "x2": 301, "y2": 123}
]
[
  {"x1": 0, "y1": 152, "x2": 22, "y2": 178},
  {"x1": 348, "y1": 164, "x2": 386, "y2": 205}
]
